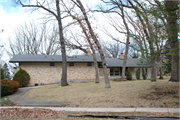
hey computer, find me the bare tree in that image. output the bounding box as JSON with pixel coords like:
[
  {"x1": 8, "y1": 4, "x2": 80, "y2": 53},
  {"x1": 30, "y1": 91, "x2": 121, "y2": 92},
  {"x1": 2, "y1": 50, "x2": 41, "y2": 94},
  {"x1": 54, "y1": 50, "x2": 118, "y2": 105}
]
[
  {"x1": 61, "y1": 1, "x2": 101, "y2": 83},
  {"x1": 96, "y1": 0, "x2": 132, "y2": 79},
  {"x1": 15, "y1": 0, "x2": 68, "y2": 86},
  {"x1": 101, "y1": 41, "x2": 125, "y2": 58},
  {"x1": 7, "y1": 21, "x2": 61, "y2": 56},
  {"x1": 71, "y1": 0, "x2": 111, "y2": 88}
]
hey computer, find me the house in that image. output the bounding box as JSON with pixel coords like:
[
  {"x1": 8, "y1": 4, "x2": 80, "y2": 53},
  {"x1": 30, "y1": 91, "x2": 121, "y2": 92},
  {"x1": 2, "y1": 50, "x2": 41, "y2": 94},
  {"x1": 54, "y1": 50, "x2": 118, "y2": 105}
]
[{"x1": 9, "y1": 54, "x2": 152, "y2": 86}]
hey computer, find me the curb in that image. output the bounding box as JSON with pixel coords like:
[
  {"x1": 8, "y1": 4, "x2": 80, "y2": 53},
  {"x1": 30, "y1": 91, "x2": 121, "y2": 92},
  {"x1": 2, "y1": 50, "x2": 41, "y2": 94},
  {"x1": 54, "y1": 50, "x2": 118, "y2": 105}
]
[{"x1": 0, "y1": 107, "x2": 179, "y2": 113}]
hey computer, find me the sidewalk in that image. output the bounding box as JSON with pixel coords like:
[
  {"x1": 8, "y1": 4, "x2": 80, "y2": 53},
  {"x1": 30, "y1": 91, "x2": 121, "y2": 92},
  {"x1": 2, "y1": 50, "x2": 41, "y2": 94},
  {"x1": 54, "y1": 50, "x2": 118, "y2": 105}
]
[{"x1": 0, "y1": 107, "x2": 179, "y2": 113}]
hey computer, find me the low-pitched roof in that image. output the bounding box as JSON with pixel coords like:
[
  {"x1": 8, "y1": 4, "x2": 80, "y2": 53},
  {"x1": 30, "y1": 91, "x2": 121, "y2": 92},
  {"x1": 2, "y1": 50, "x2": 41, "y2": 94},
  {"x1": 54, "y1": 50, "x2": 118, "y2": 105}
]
[
  {"x1": 9, "y1": 55, "x2": 102, "y2": 63},
  {"x1": 9, "y1": 55, "x2": 152, "y2": 68}
]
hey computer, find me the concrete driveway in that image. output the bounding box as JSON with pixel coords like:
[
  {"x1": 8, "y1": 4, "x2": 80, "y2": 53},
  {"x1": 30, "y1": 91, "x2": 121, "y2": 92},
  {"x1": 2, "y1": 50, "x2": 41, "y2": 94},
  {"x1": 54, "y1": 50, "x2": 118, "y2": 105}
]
[{"x1": 8, "y1": 86, "x2": 65, "y2": 107}]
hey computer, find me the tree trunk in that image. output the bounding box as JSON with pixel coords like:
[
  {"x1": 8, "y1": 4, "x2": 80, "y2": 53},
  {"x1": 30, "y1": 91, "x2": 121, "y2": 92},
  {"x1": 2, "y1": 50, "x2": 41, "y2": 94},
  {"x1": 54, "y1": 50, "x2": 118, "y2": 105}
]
[
  {"x1": 76, "y1": 0, "x2": 110, "y2": 88},
  {"x1": 56, "y1": 0, "x2": 68, "y2": 86},
  {"x1": 165, "y1": 0, "x2": 179, "y2": 82},
  {"x1": 75, "y1": 17, "x2": 99, "y2": 83},
  {"x1": 119, "y1": 4, "x2": 130, "y2": 79},
  {"x1": 159, "y1": 67, "x2": 163, "y2": 79},
  {"x1": 170, "y1": 56, "x2": 179, "y2": 82},
  {"x1": 121, "y1": 39, "x2": 129, "y2": 79},
  {"x1": 151, "y1": 64, "x2": 157, "y2": 81},
  {"x1": 92, "y1": 52, "x2": 99, "y2": 83}
]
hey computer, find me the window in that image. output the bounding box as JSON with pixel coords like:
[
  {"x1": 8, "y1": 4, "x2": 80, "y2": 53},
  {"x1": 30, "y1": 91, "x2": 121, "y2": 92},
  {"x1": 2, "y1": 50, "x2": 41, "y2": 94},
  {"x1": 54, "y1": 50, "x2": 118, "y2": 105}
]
[
  {"x1": 114, "y1": 68, "x2": 119, "y2": 75},
  {"x1": 50, "y1": 62, "x2": 55, "y2": 66},
  {"x1": 98, "y1": 63, "x2": 103, "y2": 67},
  {"x1": 69, "y1": 62, "x2": 74, "y2": 66},
  {"x1": 87, "y1": 63, "x2": 92, "y2": 66},
  {"x1": 19, "y1": 63, "x2": 21, "y2": 66},
  {"x1": 110, "y1": 68, "x2": 113, "y2": 76}
]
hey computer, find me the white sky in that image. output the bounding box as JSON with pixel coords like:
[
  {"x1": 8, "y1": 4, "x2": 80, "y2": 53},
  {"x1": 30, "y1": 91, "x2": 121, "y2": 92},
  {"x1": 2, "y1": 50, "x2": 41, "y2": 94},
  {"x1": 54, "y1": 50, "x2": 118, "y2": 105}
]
[{"x1": 0, "y1": 0, "x2": 125, "y2": 62}]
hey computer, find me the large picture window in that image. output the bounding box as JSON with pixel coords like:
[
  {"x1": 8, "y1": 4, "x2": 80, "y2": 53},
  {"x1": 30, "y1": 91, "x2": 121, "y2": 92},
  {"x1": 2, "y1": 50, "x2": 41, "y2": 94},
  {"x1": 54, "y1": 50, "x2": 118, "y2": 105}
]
[
  {"x1": 114, "y1": 68, "x2": 119, "y2": 75},
  {"x1": 110, "y1": 68, "x2": 113, "y2": 76}
]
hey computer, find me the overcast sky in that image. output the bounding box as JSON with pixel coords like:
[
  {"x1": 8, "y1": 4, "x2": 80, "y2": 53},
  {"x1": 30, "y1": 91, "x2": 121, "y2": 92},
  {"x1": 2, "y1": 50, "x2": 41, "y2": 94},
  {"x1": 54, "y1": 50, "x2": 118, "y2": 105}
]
[{"x1": 0, "y1": 0, "x2": 125, "y2": 62}]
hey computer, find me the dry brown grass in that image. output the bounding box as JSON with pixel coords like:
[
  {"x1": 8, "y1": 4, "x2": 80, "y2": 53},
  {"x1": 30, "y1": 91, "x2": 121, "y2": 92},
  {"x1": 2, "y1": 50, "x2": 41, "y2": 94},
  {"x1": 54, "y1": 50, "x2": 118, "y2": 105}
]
[{"x1": 24, "y1": 76, "x2": 179, "y2": 108}]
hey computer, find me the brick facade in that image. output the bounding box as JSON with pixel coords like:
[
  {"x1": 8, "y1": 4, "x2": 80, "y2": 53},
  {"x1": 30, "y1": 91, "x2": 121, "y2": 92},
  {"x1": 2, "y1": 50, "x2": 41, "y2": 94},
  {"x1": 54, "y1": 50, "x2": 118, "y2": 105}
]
[{"x1": 15, "y1": 62, "x2": 110, "y2": 86}]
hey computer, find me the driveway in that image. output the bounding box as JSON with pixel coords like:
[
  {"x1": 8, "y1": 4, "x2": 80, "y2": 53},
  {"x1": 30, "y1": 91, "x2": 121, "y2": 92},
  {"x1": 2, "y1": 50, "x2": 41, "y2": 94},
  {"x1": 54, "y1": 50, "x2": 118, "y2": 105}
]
[{"x1": 8, "y1": 86, "x2": 65, "y2": 107}]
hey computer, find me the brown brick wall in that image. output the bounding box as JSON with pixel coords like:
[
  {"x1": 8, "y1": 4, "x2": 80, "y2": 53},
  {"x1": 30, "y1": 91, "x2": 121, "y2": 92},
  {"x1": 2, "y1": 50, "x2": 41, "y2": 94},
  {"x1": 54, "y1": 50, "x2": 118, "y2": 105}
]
[{"x1": 15, "y1": 63, "x2": 110, "y2": 86}]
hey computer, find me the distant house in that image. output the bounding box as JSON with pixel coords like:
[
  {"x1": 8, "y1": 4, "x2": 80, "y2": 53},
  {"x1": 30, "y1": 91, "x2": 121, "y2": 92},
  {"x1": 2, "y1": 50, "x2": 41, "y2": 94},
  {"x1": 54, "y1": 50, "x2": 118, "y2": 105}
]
[{"x1": 9, "y1": 54, "x2": 152, "y2": 86}]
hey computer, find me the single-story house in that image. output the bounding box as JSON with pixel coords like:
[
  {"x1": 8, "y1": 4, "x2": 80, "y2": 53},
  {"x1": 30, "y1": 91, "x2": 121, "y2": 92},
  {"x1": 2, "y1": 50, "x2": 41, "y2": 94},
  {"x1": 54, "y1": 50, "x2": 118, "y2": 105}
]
[{"x1": 9, "y1": 53, "x2": 152, "y2": 86}]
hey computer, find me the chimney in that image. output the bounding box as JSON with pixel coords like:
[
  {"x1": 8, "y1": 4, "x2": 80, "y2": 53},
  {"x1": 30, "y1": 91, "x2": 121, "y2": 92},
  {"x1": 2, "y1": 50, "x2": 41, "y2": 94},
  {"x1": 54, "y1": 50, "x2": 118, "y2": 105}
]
[
  {"x1": 118, "y1": 53, "x2": 124, "y2": 60},
  {"x1": 87, "y1": 51, "x2": 92, "y2": 56}
]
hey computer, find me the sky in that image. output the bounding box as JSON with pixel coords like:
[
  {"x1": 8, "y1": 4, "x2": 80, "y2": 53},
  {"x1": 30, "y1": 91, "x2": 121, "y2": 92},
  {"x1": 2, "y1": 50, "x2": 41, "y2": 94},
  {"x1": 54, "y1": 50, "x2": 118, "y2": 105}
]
[{"x1": 0, "y1": 0, "x2": 124, "y2": 62}]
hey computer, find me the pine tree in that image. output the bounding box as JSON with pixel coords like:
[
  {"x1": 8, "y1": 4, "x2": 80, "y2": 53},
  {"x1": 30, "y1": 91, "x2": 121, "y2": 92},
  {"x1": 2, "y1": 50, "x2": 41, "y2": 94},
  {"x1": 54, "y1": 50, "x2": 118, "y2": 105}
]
[
  {"x1": 136, "y1": 69, "x2": 140, "y2": 80},
  {"x1": 142, "y1": 68, "x2": 147, "y2": 80},
  {"x1": 126, "y1": 68, "x2": 132, "y2": 80},
  {"x1": 3, "y1": 63, "x2": 10, "y2": 79}
]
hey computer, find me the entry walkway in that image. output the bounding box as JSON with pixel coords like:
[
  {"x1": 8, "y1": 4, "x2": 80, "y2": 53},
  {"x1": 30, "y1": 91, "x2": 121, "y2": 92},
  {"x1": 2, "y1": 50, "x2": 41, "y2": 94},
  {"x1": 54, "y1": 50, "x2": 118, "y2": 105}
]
[
  {"x1": 8, "y1": 86, "x2": 64, "y2": 107},
  {"x1": 0, "y1": 107, "x2": 179, "y2": 113}
]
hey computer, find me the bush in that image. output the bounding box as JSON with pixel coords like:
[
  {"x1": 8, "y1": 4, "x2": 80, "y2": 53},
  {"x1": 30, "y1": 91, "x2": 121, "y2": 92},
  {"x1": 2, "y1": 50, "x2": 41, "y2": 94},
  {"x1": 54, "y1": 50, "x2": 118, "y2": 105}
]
[
  {"x1": 1, "y1": 85, "x2": 11, "y2": 96},
  {"x1": 136, "y1": 69, "x2": 140, "y2": 80},
  {"x1": 1, "y1": 79, "x2": 20, "y2": 97},
  {"x1": 126, "y1": 68, "x2": 132, "y2": 80},
  {"x1": 1, "y1": 68, "x2": 4, "y2": 79},
  {"x1": 142, "y1": 68, "x2": 147, "y2": 80},
  {"x1": 34, "y1": 83, "x2": 38, "y2": 86},
  {"x1": 13, "y1": 67, "x2": 30, "y2": 87}
]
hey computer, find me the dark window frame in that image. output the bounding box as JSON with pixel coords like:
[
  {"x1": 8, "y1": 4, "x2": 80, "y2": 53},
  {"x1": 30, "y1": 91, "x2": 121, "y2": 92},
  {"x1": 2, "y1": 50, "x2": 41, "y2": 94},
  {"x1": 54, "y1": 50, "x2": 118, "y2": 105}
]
[
  {"x1": 98, "y1": 63, "x2": 103, "y2": 67},
  {"x1": 50, "y1": 62, "x2": 55, "y2": 66},
  {"x1": 114, "y1": 68, "x2": 120, "y2": 76},
  {"x1": 87, "y1": 62, "x2": 92, "y2": 66},
  {"x1": 110, "y1": 68, "x2": 113, "y2": 76},
  {"x1": 69, "y1": 62, "x2": 74, "y2": 66}
]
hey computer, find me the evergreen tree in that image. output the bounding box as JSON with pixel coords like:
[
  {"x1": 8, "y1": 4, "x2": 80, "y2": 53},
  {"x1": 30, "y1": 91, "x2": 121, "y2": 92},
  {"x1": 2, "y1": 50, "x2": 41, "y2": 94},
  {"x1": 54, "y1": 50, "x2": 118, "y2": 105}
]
[
  {"x1": 126, "y1": 68, "x2": 132, "y2": 80},
  {"x1": 136, "y1": 69, "x2": 140, "y2": 80},
  {"x1": 142, "y1": 68, "x2": 147, "y2": 80},
  {"x1": 3, "y1": 63, "x2": 10, "y2": 79}
]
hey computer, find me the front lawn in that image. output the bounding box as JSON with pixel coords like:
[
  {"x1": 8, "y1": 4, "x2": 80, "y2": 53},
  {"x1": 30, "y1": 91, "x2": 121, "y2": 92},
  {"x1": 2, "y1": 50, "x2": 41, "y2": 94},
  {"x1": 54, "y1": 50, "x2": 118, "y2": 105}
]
[{"x1": 24, "y1": 77, "x2": 179, "y2": 108}]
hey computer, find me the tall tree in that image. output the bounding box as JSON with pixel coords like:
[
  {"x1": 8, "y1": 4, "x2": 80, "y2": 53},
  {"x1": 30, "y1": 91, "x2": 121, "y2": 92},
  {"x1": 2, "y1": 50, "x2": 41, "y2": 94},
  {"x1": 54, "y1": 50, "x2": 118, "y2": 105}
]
[
  {"x1": 16, "y1": 0, "x2": 68, "y2": 86},
  {"x1": 3, "y1": 63, "x2": 10, "y2": 79},
  {"x1": 97, "y1": 0, "x2": 132, "y2": 79},
  {"x1": 72, "y1": 0, "x2": 111, "y2": 88},
  {"x1": 61, "y1": 2, "x2": 100, "y2": 83},
  {"x1": 164, "y1": 0, "x2": 179, "y2": 82}
]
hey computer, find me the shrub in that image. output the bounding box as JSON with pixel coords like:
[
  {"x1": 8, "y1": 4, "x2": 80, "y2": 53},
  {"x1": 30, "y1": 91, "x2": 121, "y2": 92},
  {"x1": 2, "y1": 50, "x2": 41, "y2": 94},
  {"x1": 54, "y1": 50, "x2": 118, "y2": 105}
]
[
  {"x1": 13, "y1": 67, "x2": 30, "y2": 87},
  {"x1": 34, "y1": 83, "x2": 38, "y2": 86},
  {"x1": 142, "y1": 68, "x2": 147, "y2": 80},
  {"x1": 1, "y1": 68, "x2": 4, "y2": 79},
  {"x1": 126, "y1": 68, "x2": 132, "y2": 80},
  {"x1": 136, "y1": 69, "x2": 140, "y2": 80},
  {"x1": 1, "y1": 85, "x2": 11, "y2": 96},
  {"x1": 1, "y1": 79, "x2": 20, "y2": 97}
]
